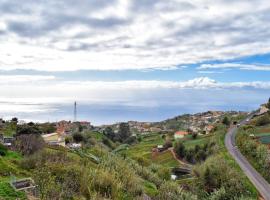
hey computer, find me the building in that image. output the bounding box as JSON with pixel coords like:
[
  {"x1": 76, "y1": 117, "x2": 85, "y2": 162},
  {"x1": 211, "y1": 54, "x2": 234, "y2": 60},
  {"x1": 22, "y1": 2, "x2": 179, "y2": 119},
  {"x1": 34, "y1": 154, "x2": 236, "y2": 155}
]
[
  {"x1": 257, "y1": 105, "x2": 269, "y2": 116},
  {"x1": 0, "y1": 135, "x2": 15, "y2": 147},
  {"x1": 42, "y1": 133, "x2": 65, "y2": 147},
  {"x1": 204, "y1": 125, "x2": 215, "y2": 134},
  {"x1": 174, "y1": 131, "x2": 188, "y2": 139},
  {"x1": 68, "y1": 143, "x2": 82, "y2": 149},
  {"x1": 79, "y1": 121, "x2": 91, "y2": 129}
]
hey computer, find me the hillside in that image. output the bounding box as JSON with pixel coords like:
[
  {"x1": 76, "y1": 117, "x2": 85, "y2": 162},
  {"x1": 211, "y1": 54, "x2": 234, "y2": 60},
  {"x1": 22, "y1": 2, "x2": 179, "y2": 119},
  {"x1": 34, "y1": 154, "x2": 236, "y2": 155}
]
[
  {"x1": 0, "y1": 110, "x2": 260, "y2": 199},
  {"x1": 236, "y1": 102, "x2": 270, "y2": 185}
]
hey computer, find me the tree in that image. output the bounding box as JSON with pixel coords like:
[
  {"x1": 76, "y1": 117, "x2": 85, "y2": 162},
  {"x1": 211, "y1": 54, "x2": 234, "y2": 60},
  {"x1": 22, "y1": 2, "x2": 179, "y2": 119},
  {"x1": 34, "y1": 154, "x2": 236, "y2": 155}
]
[
  {"x1": 72, "y1": 133, "x2": 84, "y2": 143},
  {"x1": 39, "y1": 123, "x2": 56, "y2": 134},
  {"x1": 16, "y1": 123, "x2": 42, "y2": 135},
  {"x1": 15, "y1": 134, "x2": 45, "y2": 155},
  {"x1": 222, "y1": 116, "x2": 230, "y2": 126},
  {"x1": 163, "y1": 139, "x2": 173, "y2": 149},
  {"x1": 11, "y1": 117, "x2": 18, "y2": 124},
  {"x1": 195, "y1": 149, "x2": 207, "y2": 162},
  {"x1": 0, "y1": 144, "x2": 8, "y2": 156},
  {"x1": 192, "y1": 132, "x2": 198, "y2": 139},
  {"x1": 266, "y1": 98, "x2": 270, "y2": 109},
  {"x1": 104, "y1": 126, "x2": 115, "y2": 141},
  {"x1": 118, "y1": 123, "x2": 131, "y2": 142},
  {"x1": 174, "y1": 141, "x2": 185, "y2": 158}
]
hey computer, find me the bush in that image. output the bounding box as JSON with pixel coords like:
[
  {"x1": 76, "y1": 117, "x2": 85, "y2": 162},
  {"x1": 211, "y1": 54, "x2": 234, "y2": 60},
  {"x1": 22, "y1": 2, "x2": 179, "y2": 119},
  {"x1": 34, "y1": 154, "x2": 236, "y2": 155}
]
[
  {"x1": 73, "y1": 133, "x2": 84, "y2": 143},
  {"x1": 222, "y1": 116, "x2": 230, "y2": 126},
  {"x1": 174, "y1": 141, "x2": 185, "y2": 158},
  {"x1": 0, "y1": 144, "x2": 8, "y2": 156},
  {"x1": 193, "y1": 155, "x2": 250, "y2": 199},
  {"x1": 156, "y1": 181, "x2": 197, "y2": 200},
  {"x1": 255, "y1": 114, "x2": 270, "y2": 126}
]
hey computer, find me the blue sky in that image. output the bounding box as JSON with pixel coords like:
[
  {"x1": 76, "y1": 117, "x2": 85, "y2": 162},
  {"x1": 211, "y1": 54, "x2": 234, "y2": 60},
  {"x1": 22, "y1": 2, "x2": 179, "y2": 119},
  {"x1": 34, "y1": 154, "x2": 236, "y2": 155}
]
[{"x1": 0, "y1": 0, "x2": 270, "y2": 124}]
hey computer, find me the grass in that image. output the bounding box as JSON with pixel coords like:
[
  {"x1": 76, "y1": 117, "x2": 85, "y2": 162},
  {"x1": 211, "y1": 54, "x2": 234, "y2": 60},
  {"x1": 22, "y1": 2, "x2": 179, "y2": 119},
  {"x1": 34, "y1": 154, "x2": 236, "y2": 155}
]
[
  {"x1": 0, "y1": 182, "x2": 27, "y2": 200},
  {"x1": 258, "y1": 135, "x2": 270, "y2": 144},
  {"x1": 0, "y1": 151, "x2": 30, "y2": 200},
  {"x1": 126, "y1": 134, "x2": 164, "y2": 159},
  {"x1": 43, "y1": 134, "x2": 59, "y2": 141},
  {"x1": 143, "y1": 180, "x2": 158, "y2": 196},
  {"x1": 0, "y1": 151, "x2": 29, "y2": 178},
  {"x1": 124, "y1": 133, "x2": 180, "y2": 168},
  {"x1": 182, "y1": 134, "x2": 214, "y2": 149},
  {"x1": 91, "y1": 131, "x2": 104, "y2": 141},
  {"x1": 152, "y1": 150, "x2": 179, "y2": 168},
  {"x1": 255, "y1": 132, "x2": 270, "y2": 137}
]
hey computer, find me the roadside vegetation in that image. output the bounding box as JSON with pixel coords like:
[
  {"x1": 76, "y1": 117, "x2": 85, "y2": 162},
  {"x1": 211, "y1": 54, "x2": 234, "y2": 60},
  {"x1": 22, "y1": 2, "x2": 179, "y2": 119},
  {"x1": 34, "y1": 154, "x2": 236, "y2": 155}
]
[{"x1": 236, "y1": 110, "x2": 270, "y2": 183}]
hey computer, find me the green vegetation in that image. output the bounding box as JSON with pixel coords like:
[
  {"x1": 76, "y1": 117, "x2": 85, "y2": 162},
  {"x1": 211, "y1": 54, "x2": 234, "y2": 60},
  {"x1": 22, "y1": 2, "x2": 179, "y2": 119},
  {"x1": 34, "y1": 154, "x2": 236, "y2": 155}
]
[
  {"x1": 0, "y1": 182, "x2": 27, "y2": 200},
  {"x1": 236, "y1": 117, "x2": 270, "y2": 183},
  {"x1": 255, "y1": 113, "x2": 270, "y2": 126},
  {"x1": 0, "y1": 112, "x2": 260, "y2": 199},
  {"x1": 174, "y1": 140, "x2": 216, "y2": 164},
  {"x1": 0, "y1": 150, "x2": 30, "y2": 200},
  {"x1": 258, "y1": 135, "x2": 270, "y2": 144}
]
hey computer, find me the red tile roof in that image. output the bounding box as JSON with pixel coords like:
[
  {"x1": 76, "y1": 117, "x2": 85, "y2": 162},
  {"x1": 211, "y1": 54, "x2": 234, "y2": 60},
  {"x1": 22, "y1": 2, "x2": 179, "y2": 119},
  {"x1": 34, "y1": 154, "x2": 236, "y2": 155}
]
[{"x1": 175, "y1": 131, "x2": 188, "y2": 135}]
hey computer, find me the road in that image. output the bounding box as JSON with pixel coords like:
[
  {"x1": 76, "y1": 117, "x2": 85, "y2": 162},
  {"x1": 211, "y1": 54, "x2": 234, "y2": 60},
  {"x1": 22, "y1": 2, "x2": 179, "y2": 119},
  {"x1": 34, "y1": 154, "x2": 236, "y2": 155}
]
[{"x1": 225, "y1": 115, "x2": 270, "y2": 200}]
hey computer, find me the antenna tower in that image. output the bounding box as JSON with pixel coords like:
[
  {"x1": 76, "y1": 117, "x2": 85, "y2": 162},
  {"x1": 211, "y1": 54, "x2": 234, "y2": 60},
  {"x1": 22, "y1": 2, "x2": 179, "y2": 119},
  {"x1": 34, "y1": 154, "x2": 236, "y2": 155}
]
[{"x1": 74, "y1": 101, "x2": 77, "y2": 122}]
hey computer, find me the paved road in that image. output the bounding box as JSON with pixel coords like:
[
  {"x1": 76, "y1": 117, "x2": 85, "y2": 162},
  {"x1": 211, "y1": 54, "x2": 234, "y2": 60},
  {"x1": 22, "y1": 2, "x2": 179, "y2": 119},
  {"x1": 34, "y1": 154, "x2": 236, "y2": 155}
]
[{"x1": 225, "y1": 115, "x2": 270, "y2": 200}]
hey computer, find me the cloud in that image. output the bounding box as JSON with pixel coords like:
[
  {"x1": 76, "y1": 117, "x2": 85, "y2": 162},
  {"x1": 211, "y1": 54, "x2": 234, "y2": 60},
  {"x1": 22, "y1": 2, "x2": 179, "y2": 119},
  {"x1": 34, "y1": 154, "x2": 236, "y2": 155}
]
[
  {"x1": 1, "y1": 75, "x2": 270, "y2": 92},
  {"x1": 0, "y1": 0, "x2": 270, "y2": 71},
  {"x1": 198, "y1": 63, "x2": 270, "y2": 71},
  {"x1": 0, "y1": 75, "x2": 55, "y2": 83}
]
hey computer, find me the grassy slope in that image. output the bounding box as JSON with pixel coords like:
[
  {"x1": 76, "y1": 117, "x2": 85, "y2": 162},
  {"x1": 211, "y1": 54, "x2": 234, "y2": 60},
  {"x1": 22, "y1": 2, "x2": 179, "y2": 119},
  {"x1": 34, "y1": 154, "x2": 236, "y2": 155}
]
[
  {"x1": 0, "y1": 151, "x2": 29, "y2": 200},
  {"x1": 125, "y1": 133, "x2": 179, "y2": 168},
  {"x1": 183, "y1": 134, "x2": 214, "y2": 149}
]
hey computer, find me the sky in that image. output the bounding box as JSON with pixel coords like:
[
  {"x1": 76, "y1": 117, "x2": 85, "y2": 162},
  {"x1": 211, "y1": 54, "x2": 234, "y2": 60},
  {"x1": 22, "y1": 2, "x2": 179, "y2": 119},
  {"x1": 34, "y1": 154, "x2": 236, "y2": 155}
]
[{"x1": 0, "y1": 0, "x2": 270, "y2": 125}]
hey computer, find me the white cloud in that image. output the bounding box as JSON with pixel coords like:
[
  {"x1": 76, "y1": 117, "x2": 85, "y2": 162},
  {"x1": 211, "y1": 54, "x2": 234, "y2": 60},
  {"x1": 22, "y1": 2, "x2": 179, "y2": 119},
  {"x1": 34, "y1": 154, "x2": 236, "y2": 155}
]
[
  {"x1": 0, "y1": 75, "x2": 55, "y2": 83},
  {"x1": 0, "y1": 0, "x2": 270, "y2": 71},
  {"x1": 1, "y1": 76, "x2": 270, "y2": 102},
  {"x1": 198, "y1": 63, "x2": 270, "y2": 71}
]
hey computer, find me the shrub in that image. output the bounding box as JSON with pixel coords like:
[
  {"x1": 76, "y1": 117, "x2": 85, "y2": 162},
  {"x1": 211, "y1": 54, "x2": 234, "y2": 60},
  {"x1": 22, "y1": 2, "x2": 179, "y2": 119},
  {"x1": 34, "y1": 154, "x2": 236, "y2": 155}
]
[
  {"x1": 0, "y1": 144, "x2": 8, "y2": 156},
  {"x1": 15, "y1": 134, "x2": 45, "y2": 155},
  {"x1": 174, "y1": 141, "x2": 185, "y2": 158},
  {"x1": 73, "y1": 133, "x2": 84, "y2": 143},
  {"x1": 157, "y1": 167, "x2": 171, "y2": 181},
  {"x1": 156, "y1": 181, "x2": 197, "y2": 200},
  {"x1": 255, "y1": 114, "x2": 270, "y2": 126},
  {"x1": 193, "y1": 155, "x2": 249, "y2": 199}
]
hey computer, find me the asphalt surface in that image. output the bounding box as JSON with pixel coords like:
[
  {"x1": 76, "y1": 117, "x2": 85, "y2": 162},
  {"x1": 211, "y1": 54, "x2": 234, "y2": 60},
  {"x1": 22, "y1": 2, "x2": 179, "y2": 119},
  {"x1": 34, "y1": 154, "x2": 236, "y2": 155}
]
[{"x1": 225, "y1": 115, "x2": 270, "y2": 200}]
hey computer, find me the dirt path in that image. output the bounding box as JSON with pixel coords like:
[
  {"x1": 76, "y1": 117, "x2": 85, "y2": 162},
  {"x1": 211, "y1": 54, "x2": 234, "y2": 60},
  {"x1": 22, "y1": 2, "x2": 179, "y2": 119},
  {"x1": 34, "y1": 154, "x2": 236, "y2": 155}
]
[{"x1": 168, "y1": 147, "x2": 192, "y2": 168}]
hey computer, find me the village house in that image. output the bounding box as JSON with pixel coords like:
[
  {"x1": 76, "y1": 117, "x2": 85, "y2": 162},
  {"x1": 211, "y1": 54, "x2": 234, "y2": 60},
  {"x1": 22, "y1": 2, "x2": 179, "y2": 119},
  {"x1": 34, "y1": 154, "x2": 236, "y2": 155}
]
[
  {"x1": 79, "y1": 121, "x2": 91, "y2": 129},
  {"x1": 56, "y1": 120, "x2": 72, "y2": 135},
  {"x1": 204, "y1": 125, "x2": 215, "y2": 134},
  {"x1": 0, "y1": 134, "x2": 15, "y2": 147},
  {"x1": 150, "y1": 127, "x2": 162, "y2": 133},
  {"x1": 174, "y1": 131, "x2": 189, "y2": 139},
  {"x1": 68, "y1": 143, "x2": 82, "y2": 149},
  {"x1": 256, "y1": 105, "x2": 269, "y2": 116},
  {"x1": 42, "y1": 132, "x2": 65, "y2": 147}
]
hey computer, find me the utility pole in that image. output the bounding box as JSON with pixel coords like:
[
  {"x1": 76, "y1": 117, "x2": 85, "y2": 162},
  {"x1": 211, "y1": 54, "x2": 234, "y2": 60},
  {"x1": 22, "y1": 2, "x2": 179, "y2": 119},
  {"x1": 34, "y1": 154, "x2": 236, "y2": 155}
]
[{"x1": 74, "y1": 101, "x2": 77, "y2": 122}]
